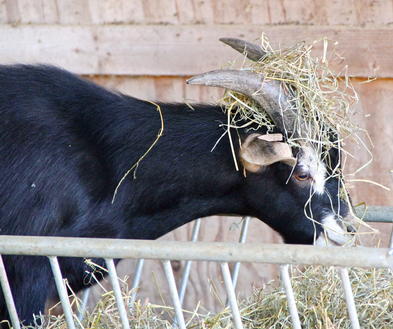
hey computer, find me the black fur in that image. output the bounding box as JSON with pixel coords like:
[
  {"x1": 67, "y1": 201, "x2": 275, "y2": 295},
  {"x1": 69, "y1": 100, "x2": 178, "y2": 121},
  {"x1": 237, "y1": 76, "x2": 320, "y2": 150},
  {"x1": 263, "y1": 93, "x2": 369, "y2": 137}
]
[{"x1": 0, "y1": 65, "x2": 347, "y2": 324}]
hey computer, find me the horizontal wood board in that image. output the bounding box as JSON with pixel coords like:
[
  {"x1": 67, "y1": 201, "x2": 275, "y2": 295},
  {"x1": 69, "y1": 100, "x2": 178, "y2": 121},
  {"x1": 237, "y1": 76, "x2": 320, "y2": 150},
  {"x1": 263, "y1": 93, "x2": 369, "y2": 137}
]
[
  {"x1": 2, "y1": 0, "x2": 393, "y2": 26},
  {"x1": 1, "y1": 25, "x2": 393, "y2": 77}
]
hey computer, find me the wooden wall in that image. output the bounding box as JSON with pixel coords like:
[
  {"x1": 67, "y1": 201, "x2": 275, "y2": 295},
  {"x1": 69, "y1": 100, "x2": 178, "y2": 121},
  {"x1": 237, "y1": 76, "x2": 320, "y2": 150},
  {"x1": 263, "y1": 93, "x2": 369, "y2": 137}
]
[{"x1": 1, "y1": 0, "x2": 392, "y2": 312}]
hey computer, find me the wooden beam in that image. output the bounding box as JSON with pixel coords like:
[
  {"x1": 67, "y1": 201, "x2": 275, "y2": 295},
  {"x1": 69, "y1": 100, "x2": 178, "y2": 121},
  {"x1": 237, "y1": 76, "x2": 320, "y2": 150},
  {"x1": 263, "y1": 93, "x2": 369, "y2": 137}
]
[
  {"x1": 2, "y1": 0, "x2": 393, "y2": 26},
  {"x1": 0, "y1": 25, "x2": 392, "y2": 77}
]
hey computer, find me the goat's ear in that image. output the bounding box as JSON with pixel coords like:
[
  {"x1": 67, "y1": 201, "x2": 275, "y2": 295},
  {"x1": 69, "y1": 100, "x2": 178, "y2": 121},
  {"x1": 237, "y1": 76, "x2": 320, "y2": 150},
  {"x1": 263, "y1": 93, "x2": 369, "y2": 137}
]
[{"x1": 240, "y1": 133, "x2": 297, "y2": 172}]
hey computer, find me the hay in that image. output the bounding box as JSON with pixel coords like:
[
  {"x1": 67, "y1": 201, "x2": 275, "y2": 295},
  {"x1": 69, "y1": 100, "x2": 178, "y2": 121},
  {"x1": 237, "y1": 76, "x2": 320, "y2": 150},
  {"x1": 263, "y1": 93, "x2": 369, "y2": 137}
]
[
  {"x1": 112, "y1": 101, "x2": 164, "y2": 203},
  {"x1": 238, "y1": 266, "x2": 393, "y2": 329},
  {"x1": 222, "y1": 35, "x2": 360, "y2": 153},
  {"x1": 24, "y1": 266, "x2": 392, "y2": 328}
]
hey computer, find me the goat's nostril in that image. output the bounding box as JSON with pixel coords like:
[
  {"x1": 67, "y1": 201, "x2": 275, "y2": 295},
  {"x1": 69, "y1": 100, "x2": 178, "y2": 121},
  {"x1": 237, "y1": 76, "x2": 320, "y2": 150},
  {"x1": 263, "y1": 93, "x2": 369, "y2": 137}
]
[{"x1": 347, "y1": 225, "x2": 356, "y2": 233}]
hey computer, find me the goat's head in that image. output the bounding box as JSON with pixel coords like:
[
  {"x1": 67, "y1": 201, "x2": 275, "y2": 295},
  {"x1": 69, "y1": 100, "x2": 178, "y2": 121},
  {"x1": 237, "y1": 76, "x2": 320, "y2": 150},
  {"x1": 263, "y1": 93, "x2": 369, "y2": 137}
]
[{"x1": 187, "y1": 38, "x2": 352, "y2": 245}]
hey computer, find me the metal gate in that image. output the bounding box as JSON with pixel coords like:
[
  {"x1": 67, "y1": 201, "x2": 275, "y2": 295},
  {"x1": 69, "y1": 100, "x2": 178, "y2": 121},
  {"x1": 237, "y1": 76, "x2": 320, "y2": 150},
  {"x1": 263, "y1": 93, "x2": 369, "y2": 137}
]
[{"x1": 0, "y1": 206, "x2": 392, "y2": 329}]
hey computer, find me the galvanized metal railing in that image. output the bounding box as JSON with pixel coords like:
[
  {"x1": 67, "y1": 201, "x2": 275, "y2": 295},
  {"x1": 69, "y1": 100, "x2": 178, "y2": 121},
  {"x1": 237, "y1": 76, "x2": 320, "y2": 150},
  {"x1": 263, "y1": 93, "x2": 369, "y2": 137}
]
[
  {"x1": 78, "y1": 205, "x2": 393, "y2": 324},
  {"x1": 0, "y1": 206, "x2": 392, "y2": 329}
]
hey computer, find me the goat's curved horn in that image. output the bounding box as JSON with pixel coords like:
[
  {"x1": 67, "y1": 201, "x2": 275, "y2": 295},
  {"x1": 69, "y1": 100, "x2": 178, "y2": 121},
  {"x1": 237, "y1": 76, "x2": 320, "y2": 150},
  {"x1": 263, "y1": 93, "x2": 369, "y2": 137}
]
[
  {"x1": 220, "y1": 38, "x2": 266, "y2": 62},
  {"x1": 187, "y1": 69, "x2": 297, "y2": 134}
]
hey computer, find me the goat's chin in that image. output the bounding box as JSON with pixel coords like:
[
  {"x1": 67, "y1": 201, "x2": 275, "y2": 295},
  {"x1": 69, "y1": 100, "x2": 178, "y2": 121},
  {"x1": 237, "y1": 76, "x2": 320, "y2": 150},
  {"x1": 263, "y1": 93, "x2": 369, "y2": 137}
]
[
  {"x1": 314, "y1": 213, "x2": 353, "y2": 247},
  {"x1": 314, "y1": 234, "x2": 342, "y2": 246}
]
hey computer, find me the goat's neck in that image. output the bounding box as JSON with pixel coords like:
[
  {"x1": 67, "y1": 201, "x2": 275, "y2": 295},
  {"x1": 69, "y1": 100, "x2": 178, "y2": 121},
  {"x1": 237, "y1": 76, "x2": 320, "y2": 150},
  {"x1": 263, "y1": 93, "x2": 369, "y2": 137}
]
[{"x1": 95, "y1": 100, "x2": 252, "y2": 239}]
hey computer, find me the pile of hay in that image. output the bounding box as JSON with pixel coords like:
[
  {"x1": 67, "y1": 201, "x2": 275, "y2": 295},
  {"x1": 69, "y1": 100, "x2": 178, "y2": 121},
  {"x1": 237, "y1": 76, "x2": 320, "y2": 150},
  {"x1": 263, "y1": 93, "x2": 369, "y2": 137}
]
[
  {"x1": 25, "y1": 266, "x2": 392, "y2": 328},
  {"x1": 238, "y1": 266, "x2": 393, "y2": 329}
]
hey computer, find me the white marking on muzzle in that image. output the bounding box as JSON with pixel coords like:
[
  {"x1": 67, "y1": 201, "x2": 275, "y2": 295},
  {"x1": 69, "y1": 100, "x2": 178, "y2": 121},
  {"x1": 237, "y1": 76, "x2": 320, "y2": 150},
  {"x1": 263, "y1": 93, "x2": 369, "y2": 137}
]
[
  {"x1": 297, "y1": 146, "x2": 326, "y2": 195},
  {"x1": 315, "y1": 213, "x2": 349, "y2": 246}
]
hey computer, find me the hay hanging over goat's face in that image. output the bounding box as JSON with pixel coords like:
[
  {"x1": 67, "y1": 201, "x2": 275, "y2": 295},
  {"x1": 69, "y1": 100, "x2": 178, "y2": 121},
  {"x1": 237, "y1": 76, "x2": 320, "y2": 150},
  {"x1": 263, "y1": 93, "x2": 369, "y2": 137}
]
[
  {"x1": 189, "y1": 36, "x2": 359, "y2": 149},
  {"x1": 250, "y1": 37, "x2": 358, "y2": 145}
]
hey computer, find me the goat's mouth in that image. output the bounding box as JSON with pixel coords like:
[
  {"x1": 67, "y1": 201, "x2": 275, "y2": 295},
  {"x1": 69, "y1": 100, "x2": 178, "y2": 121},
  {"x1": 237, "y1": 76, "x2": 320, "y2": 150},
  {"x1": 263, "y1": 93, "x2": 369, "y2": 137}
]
[{"x1": 314, "y1": 213, "x2": 355, "y2": 246}]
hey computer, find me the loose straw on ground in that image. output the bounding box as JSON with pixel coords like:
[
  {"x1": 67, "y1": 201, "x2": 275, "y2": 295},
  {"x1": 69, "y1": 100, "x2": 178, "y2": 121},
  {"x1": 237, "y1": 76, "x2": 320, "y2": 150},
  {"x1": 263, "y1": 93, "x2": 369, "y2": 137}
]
[{"x1": 30, "y1": 266, "x2": 393, "y2": 329}]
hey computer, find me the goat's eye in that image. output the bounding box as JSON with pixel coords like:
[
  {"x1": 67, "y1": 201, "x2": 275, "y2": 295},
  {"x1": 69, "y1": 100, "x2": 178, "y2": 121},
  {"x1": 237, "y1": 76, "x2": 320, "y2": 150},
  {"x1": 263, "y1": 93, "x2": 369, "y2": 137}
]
[{"x1": 294, "y1": 173, "x2": 310, "y2": 181}]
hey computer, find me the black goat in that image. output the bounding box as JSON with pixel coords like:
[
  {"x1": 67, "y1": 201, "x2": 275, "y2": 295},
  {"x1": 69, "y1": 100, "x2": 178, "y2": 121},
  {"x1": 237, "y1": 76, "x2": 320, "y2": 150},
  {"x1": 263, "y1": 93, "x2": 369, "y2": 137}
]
[{"x1": 0, "y1": 38, "x2": 349, "y2": 325}]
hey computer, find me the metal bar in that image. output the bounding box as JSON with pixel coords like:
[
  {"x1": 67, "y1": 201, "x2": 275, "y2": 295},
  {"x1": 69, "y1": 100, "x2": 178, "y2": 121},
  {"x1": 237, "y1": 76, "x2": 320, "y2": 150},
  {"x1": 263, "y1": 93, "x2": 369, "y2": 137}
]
[
  {"x1": 48, "y1": 256, "x2": 76, "y2": 329},
  {"x1": 0, "y1": 236, "x2": 391, "y2": 268},
  {"x1": 338, "y1": 268, "x2": 360, "y2": 329},
  {"x1": 178, "y1": 218, "x2": 201, "y2": 305},
  {"x1": 128, "y1": 258, "x2": 145, "y2": 309},
  {"x1": 77, "y1": 288, "x2": 90, "y2": 321},
  {"x1": 162, "y1": 260, "x2": 186, "y2": 329},
  {"x1": 105, "y1": 258, "x2": 130, "y2": 329},
  {"x1": 279, "y1": 265, "x2": 302, "y2": 329},
  {"x1": 0, "y1": 255, "x2": 21, "y2": 329},
  {"x1": 355, "y1": 206, "x2": 393, "y2": 223},
  {"x1": 231, "y1": 216, "x2": 250, "y2": 289},
  {"x1": 220, "y1": 262, "x2": 243, "y2": 329}
]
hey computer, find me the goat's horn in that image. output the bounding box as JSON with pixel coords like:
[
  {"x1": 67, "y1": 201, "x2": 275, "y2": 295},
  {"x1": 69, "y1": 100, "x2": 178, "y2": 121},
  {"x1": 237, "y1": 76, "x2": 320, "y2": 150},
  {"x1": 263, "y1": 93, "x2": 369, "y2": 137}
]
[
  {"x1": 187, "y1": 69, "x2": 298, "y2": 134},
  {"x1": 220, "y1": 37, "x2": 266, "y2": 62}
]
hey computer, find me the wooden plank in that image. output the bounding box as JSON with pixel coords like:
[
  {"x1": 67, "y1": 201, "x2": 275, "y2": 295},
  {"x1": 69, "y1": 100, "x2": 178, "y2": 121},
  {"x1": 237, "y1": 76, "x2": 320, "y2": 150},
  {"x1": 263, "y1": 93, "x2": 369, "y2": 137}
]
[
  {"x1": 89, "y1": 75, "x2": 158, "y2": 100},
  {"x1": 2, "y1": 0, "x2": 393, "y2": 25},
  {"x1": 88, "y1": 0, "x2": 145, "y2": 24},
  {"x1": 345, "y1": 79, "x2": 393, "y2": 207},
  {"x1": 55, "y1": 0, "x2": 92, "y2": 24},
  {"x1": 3, "y1": 0, "x2": 21, "y2": 24},
  {"x1": 88, "y1": 75, "x2": 224, "y2": 103},
  {"x1": 13, "y1": 0, "x2": 58, "y2": 24},
  {"x1": 141, "y1": 0, "x2": 178, "y2": 24},
  {"x1": 0, "y1": 2, "x2": 7, "y2": 23},
  {"x1": 1, "y1": 25, "x2": 393, "y2": 77}
]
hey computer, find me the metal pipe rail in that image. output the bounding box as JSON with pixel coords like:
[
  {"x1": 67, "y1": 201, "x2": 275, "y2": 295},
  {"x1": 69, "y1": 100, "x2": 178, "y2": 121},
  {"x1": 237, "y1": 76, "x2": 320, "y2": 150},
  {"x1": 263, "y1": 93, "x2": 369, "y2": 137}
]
[
  {"x1": 355, "y1": 206, "x2": 393, "y2": 223},
  {"x1": 76, "y1": 205, "x2": 393, "y2": 324},
  {"x1": 0, "y1": 236, "x2": 392, "y2": 268},
  {"x1": 1, "y1": 204, "x2": 392, "y2": 329}
]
